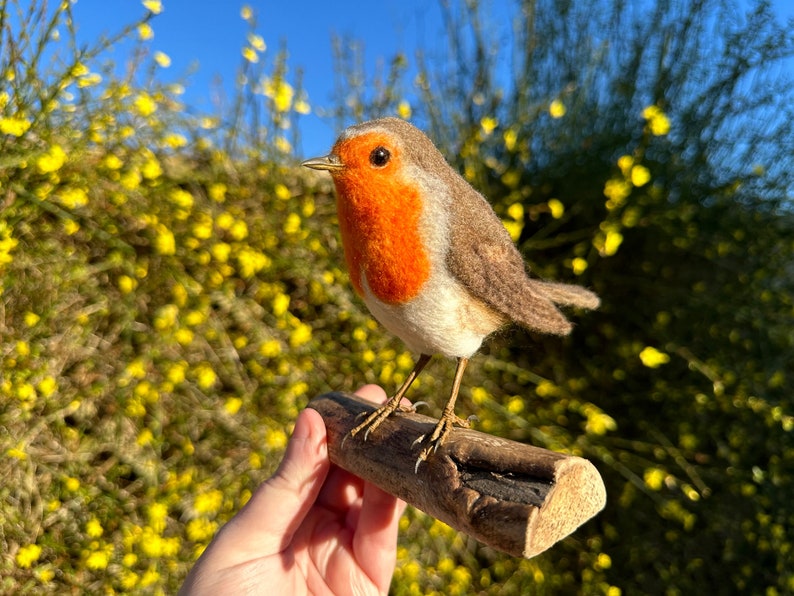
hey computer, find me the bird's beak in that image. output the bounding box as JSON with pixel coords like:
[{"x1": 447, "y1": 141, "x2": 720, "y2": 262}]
[{"x1": 301, "y1": 154, "x2": 344, "y2": 171}]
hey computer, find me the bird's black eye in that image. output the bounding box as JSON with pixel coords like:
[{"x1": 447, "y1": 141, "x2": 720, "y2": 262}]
[{"x1": 369, "y1": 146, "x2": 391, "y2": 167}]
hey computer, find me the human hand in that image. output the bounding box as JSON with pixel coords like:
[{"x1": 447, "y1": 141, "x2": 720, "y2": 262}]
[{"x1": 179, "y1": 385, "x2": 406, "y2": 595}]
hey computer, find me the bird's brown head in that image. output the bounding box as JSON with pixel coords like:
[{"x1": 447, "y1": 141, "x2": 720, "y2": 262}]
[
  {"x1": 301, "y1": 117, "x2": 452, "y2": 185},
  {"x1": 301, "y1": 118, "x2": 447, "y2": 303}
]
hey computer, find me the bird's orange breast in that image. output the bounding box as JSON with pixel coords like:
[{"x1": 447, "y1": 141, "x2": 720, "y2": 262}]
[{"x1": 331, "y1": 141, "x2": 430, "y2": 304}]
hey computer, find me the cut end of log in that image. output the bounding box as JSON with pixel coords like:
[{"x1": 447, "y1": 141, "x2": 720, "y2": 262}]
[
  {"x1": 308, "y1": 391, "x2": 607, "y2": 559},
  {"x1": 522, "y1": 456, "x2": 607, "y2": 558}
]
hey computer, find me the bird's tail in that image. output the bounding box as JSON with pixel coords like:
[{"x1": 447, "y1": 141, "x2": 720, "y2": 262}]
[{"x1": 532, "y1": 280, "x2": 601, "y2": 310}]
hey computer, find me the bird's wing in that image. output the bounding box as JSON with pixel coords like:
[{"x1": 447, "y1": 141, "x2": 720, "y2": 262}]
[{"x1": 445, "y1": 181, "x2": 598, "y2": 336}]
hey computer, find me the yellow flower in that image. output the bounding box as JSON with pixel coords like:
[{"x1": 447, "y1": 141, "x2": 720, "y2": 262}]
[
  {"x1": 630, "y1": 164, "x2": 651, "y2": 187},
  {"x1": 175, "y1": 328, "x2": 194, "y2": 345},
  {"x1": 596, "y1": 552, "x2": 612, "y2": 570},
  {"x1": 192, "y1": 214, "x2": 213, "y2": 240},
  {"x1": 502, "y1": 220, "x2": 522, "y2": 242},
  {"x1": 139, "y1": 563, "x2": 163, "y2": 586},
  {"x1": 121, "y1": 570, "x2": 139, "y2": 590},
  {"x1": 37, "y1": 144, "x2": 67, "y2": 173},
  {"x1": 186, "y1": 518, "x2": 218, "y2": 542},
  {"x1": 0, "y1": 116, "x2": 32, "y2": 136},
  {"x1": 153, "y1": 51, "x2": 171, "y2": 67},
  {"x1": 294, "y1": 96, "x2": 311, "y2": 114},
  {"x1": 16, "y1": 544, "x2": 42, "y2": 568},
  {"x1": 229, "y1": 220, "x2": 248, "y2": 240},
  {"x1": 603, "y1": 229, "x2": 623, "y2": 256},
  {"x1": 154, "y1": 224, "x2": 176, "y2": 255},
  {"x1": 133, "y1": 93, "x2": 157, "y2": 117},
  {"x1": 137, "y1": 22, "x2": 154, "y2": 41},
  {"x1": 63, "y1": 219, "x2": 80, "y2": 235},
  {"x1": 571, "y1": 257, "x2": 588, "y2": 275},
  {"x1": 169, "y1": 188, "x2": 194, "y2": 210},
  {"x1": 86, "y1": 518, "x2": 104, "y2": 538},
  {"x1": 480, "y1": 116, "x2": 498, "y2": 135},
  {"x1": 549, "y1": 99, "x2": 566, "y2": 118},
  {"x1": 274, "y1": 183, "x2": 291, "y2": 200},
  {"x1": 166, "y1": 361, "x2": 188, "y2": 384},
  {"x1": 547, "y1": 198, "x2": 565, "y2": 219},
  {"x1": 137, "y1": 428, "x2": 153, "y2": 446},
  {"x1": 208, "y1": 182, "x2": 227, "y2": 202},
  {"x1": 57, "y1": 187, "x2": 88, "y2": 209},
  {"x1": 643, "y1": 467, "x2": 666, "y2": 490},
  {"x1": 224, "y1": 396, "x2": 243, "y2": 415},
  {"x1": 118, "y1": 275, "x2": 137, "y2": 293},
  {"x1": 617, "y1": 154, "x2": 634, "y2": 175},
  {"x1": 265, "y1": 428, "x2": 288, "y2": 449},
  {"x1": 272, "y1": 293, "x2": 290, "y2": 316},
  {"x1": 36, "y1": 567, "x2": 55, "y2": 583},
  {"x1": 85, "y1": 544, "x2": 113, "y2": 570},
  {"x1": 275, "y1": 136, "x2": 292, "y2": 154},
  {"x1": 396, "y1": 100, "x2": 411, "y2": 119},
  {"x1": 24, "y1": 311, "x2": 40, "y2": 327},
  {"x1": 503, "y1": 128, "x2": 517, "y2": 151},
  {"x1": 264, "y1": 78, "x2": 294, "y2": 112},
  {"x1": 103, "y1": 154, "x2": 123, "y2": 170},
  {"x1": 147, "y1": 502, "x2": 169, "y2": 533},
  {"x1": 141, "y1": 157, "x2": 162, "y2": 179},
  {"x1": 639, "y1": 346, "x2": 670, "y2": 368},
  {"x1": 258, "y1": 339, "x2": 281, "y2": 358},
  {"x1": 603, "y1": 178, "x2": 631, "y2": 208},
  {"x1": 164, "y1": 132, "x2": 186, "y2": 148},
  {"x1": 194, "y1": 363, "x2": 217, "y2": 389},
  {"x1": 642, "y1": 105, "x2": 671, "y2": 136},
  {"x1": 7, "y1": 446, "x2": 27, "y2": 460},
  {"x1": 283, "y1": 213, "x2": 301, "y2": 234},
  {"x1": 289, "y1": 322, "x2": 312, "y2": 347},
  {"x1": 194, "y1": 490, "x2": 223, "y2": 515},
  {"x1": 120, "y1": 168, "x2": 142, "y2": 190},
  {"x1": 211, "y1": 242, "x2": 231, "y2": 262},
  {"x1": 248, "y1": 33, "x2": 266, "y2": 52},
  {"x1": 154, "y1": 304, "x2": 179, "y2": 330},
  {"x1": 77, "y1": 73, "x2": 102, "y2": 88},
  {"x1": 236, "y1": 248, "x2": 271, "y2": 278},
  {"x1": 242, "y1": 47, "x2": 259, "y2": 63},
  {"x1": 582, "y1": 403, "x2": 617, "y2": 435},
  {"x1": 37, "y1": 376, "x2": 57, "y2": 398},
  {"x1": 142, "y1": 0, "x2": 162, "y2": 14},
  {"x1": 240, "y1": 4, "x2": 253, "y2": 21}
]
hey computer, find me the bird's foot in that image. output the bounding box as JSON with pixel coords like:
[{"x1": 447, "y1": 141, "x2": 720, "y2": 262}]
[
  {"x1": 345, "y1": 397, "x2": 414, "y2": 445},
  {"x1": 412, "y1": 412, "x2": 474, "y2": 472}
]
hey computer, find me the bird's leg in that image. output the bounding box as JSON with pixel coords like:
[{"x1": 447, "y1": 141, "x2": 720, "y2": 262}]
[
  {"x1": 415, "y1": 357, "x2": 470, "y2": 470},
  {"x1": 347, "y1": 353, "x2": 432, "y2": 443}
]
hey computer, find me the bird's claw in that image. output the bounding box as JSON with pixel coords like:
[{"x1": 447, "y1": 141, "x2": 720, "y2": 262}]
[
  {"x1": 412, "y1": 412, "x2": 470, "y2": 471},
  {"x1": 345, "y1": 397, "x2": 408, "y2": 446}
]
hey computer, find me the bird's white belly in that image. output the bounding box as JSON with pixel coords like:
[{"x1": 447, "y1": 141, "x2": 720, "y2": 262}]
[{"x1": 360, "y1": 269, "x2": 500, "y2": 359}]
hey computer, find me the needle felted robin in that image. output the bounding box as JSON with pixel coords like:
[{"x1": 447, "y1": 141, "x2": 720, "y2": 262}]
[{"x1": 302, "y1": 117, "x2": 599, "y2": 467}]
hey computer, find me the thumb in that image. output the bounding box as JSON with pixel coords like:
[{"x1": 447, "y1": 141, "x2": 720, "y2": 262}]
[{"x1": 204, "y1": 408, "x2": 330, "y2": 563}]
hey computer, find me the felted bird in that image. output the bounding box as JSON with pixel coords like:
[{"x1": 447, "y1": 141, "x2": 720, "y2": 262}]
[{"x1": 303, "y1": 117, "x2": 599, "y2": 467}]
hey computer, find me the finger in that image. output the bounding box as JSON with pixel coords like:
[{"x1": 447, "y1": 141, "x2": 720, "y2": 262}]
[
  {"x1": 315, "y1": 385, "x2": 382, "y2": 512},
  {"x1": 353, "y1": 481, "x2": 406, "y2": 592},
  {"x1": 354, "y1": 383, "x2": 388, "y2": 404},
  {"x1": 203, "y1": 408, "x2": 330, "y2": 564}
]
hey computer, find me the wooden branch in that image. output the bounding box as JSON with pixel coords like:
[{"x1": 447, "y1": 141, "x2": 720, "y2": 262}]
[{"x1": 308, "y1": 392, "x2": 606, "y2": 559}]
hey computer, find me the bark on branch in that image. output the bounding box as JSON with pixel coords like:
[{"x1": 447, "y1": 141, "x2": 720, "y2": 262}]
[{"x1": 308, "y1": 392, "x2": 606, "y2": 558}]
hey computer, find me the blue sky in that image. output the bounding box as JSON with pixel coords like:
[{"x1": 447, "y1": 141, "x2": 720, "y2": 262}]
[
  {"x1": 70, "y1": 0, "x2": 453, "y2": 157},
  {"x1": 69, "y1": 0, "x2": 793, "y2": 158}
]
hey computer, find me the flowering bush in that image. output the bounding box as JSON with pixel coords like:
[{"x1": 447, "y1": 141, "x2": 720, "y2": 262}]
[{"x1": 3, "y1": 0, "x2": 793, "y2": 594}]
